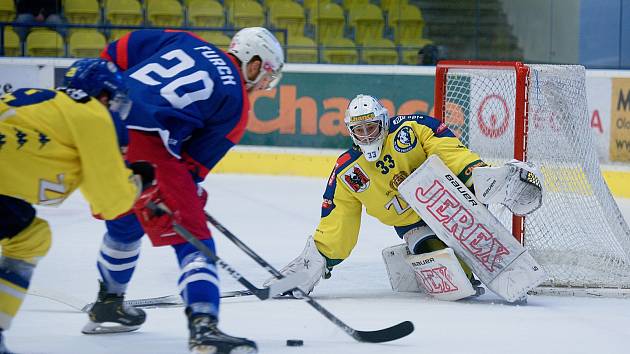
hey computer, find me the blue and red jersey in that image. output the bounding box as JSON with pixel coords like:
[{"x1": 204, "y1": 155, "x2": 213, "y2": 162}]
[{"x1": 101, "y1": 29, "x2": 249, "y2": 181}]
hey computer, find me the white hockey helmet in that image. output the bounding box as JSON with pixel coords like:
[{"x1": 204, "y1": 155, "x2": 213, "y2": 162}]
[
  {"x1": 344, "y1": 94, "x2": 390, "y2": 162},
  {"x1": 228, "y1": 27, "x2": 284, "y2": 90}
]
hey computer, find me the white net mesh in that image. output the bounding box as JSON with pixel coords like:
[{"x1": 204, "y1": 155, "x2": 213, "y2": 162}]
[{"x1": 440, "y1": 63, "x2": 630, "y2": 291}]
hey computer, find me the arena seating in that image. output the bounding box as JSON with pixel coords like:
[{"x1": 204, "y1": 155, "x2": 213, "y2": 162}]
[{"x1": 0, "y1": 0, "x2": 432, "y2": 64}]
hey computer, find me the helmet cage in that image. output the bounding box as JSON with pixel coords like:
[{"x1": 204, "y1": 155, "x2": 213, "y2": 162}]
[{"x1": 344, "y1": 95, "x2": 389, "y2": 161}]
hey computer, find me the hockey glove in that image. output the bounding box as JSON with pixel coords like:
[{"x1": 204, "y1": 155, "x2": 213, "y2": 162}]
[
  {"x1": 263, "y1": 236, "x2": 330, "y2": 298},
  {"x1": 131, "y1": 167, "x2": 182, "y2": 239},
  {"x1": 128, "y1": 161, "x2": 156, "y2": 192},
  {"x1": 472, "y1": 160, "x2": 544, "y2": 216},
  {"x1": 196, "y1": 184, "x2": 208, "y2": 207}
]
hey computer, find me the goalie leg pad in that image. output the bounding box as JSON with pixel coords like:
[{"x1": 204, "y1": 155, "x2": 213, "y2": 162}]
[
  {"x1": 405, "y1": 248, "x2": 476, "y2": 301},
  {"x1": 398, "y1": 155, "x2": 548, "y2": 302},
  {"x1": 382, "y1": 244, "x2": 421, "y2": 293}
]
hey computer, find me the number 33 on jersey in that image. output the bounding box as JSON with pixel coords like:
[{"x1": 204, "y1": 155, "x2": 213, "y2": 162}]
[{"x1": 314, "y1": 114, "x2": 485, "y2": 262}]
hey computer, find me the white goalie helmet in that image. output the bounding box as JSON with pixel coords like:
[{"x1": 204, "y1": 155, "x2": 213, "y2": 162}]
[
  {"x1": 344, "y1": 94, "x2": 390, "y2": 162},
  {"x1": 228, "y1": 27, "x2": 284, "y2": 90}
]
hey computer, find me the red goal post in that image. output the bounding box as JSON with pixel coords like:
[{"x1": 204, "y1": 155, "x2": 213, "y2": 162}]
[
  {"x1": 432, "y1": 60, "x2": 630, "y2": 295},
  {"x1": 434, "y1": 60, "x2": 530, "y2": 244}
]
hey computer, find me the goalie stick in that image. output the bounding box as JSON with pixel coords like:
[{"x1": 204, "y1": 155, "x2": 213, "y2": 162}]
[{"x1": 205, "y1": 212, "x2": 415, "y2": 343}]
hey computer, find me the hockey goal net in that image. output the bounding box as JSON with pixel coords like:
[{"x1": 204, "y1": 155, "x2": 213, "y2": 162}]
[{"x1": 434, "y1": 60, "x2": 630, "y2": 296}]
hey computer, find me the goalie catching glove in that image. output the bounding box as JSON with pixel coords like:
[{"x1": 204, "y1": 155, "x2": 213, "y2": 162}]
[
  {"x1": 472, "y1": 159, "x2": 544, "y2": 216},
  {"x1": 263, "y1": 236, "x2": 331, "y2": 297}
]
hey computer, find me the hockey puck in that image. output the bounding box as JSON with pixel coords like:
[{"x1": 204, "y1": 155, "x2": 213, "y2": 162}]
[{"x1": 286, "y1": 339, "x2": 304, "y2": 347}]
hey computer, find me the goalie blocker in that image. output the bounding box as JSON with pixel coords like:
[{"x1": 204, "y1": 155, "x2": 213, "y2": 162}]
[{"x1": 396, "y1": 155, "x2": 547, "y2": 302}]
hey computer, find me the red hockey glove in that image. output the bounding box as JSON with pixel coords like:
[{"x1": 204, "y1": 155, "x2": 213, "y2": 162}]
[
  {"x1": 196, "y1": 185, "x2": 208, "y2": 207},
  {"x1": 131, "y1": 162, "x2": 182, "y2": 239}
]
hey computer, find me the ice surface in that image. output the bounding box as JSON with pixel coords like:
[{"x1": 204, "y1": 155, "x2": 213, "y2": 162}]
[{"x1": 7, "y1": 174, "x2": 630, "y2": 354}]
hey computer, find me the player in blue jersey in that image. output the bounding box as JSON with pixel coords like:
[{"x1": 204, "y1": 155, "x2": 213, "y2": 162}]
[{"x1": 76, "y1": 28, "x2": 284, "y2": 354}]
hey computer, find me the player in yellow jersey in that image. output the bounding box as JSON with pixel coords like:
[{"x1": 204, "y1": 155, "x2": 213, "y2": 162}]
[
  {"x1": 266, "y1": 94, "x2": 492, "y2": 301},
  {"x1": 0, "y1": 59, "x2": 154, "y2": 354}
]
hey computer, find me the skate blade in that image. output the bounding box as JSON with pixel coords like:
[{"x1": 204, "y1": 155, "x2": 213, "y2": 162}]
[
  {"x1": 230, "y1": 346, "x2": 258, "y2": 354},
  {"x1": 190, "y1": 345, "x2": 257, "y2": 354},
  {"x1": 190, "y1": 345, "x2": 217, "y2": 354},
  {"x1": 81, "y1": 320, "x2": 141, "y2": 334}
]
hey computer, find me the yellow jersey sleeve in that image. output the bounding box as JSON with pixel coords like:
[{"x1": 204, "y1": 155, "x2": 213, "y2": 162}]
[
  {"x1": 314, "y1": 150, "x2": 364, "y2": 267},
  {"x1": 0, "y1": 88, "x2": 137, "y2": 215},
  {"x1": 410, "y1": 118, "x2": 484, "y2": 187}
]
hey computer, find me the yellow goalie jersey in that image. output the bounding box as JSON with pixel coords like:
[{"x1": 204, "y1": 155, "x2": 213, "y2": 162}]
[
  {"x1": 315, "y1": 114, "x2": 485, "y2": 266},
  {"x1": 0, "y1": 88, "x2": 137, "y2": 219}
]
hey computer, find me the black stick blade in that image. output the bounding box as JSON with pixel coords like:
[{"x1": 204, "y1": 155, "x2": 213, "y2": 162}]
[{"x1": 353, "y1": 321, "x2": 414, "y2": 343}]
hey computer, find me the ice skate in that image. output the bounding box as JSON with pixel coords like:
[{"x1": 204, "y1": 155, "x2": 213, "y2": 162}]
[
  {"x1": 0, "y1": 331, "x2": 15, "y2": 354},
  {"x1": 188, "y1": 313, "x2": 257, "y2": 354},
  {"x1": 82, "y1": 282, "x2": 146, "y2": 334}
]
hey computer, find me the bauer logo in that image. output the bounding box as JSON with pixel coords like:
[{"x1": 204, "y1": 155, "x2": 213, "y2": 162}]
[
  {"x1": 342, "y1": 164, "x2": 370, "y2": 193},
  {"x1": 414, "y1": 179, "x2": 510, "y2": 272},
  {"x1": 393, "y1": 126, "x2": 417, "y2": 153}
]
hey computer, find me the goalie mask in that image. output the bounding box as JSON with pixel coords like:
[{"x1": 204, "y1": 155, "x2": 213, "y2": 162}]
[{"x1": 344, "y1": 94, "x2": 390, "y2": 162}]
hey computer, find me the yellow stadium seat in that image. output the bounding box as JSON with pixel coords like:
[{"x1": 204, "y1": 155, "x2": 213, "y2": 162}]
[
  {"x1": 348, "y1": 3, "x2": 384, "y2": 45},
  {"x1": 380, "y1": 0, "x2": 408, "y2": 13},
  {"x1": 69, "y1": 29, "x2": 107, "y2": 58},
  {"x1": 303, "y1": 0, "x2": 330, "y2": 15},
  {"x1": 269, "y1": 2, "x2": 305, "y2": 38},
  {"x1": 0, "y1": 0, "x2": 15, "y2": 22},
  {"x1": 230, "y1": 0, "x2": 264, "y2": 28},
  {"x1": 3, "y1": 27, "x2": 20, "y2": 56},
  {"x1": 110, "y1": 29, "x2": 132, "y2": 40},
  {"x1": 195, "y1": 31, "x2": 231, "y2": 50},
  {"x1": 262, "y1": 0, "x2": 293, "y2": 10},
  {"x1": 287, "y1": 35, "x2": 317, "y2": 63},
  {"x1": 342, "y1": 0, "x2": 368, "y2": 11},
  {"x1": 310, "y1": 2, "x2": 344, "y2": 43},
  {"x1": 361, "y1": 37, "x2": 398, "y2": 64},
  {"x1": 147, "y1": 0, "x2": 183, "y2": 27},
  {"x1": 26, "y1": 30, "x2": 65, "y2": 57},
  {"x1": 389, "y1": 4, "x2": 425, "y2": 44},
  {"x1": 64, "y1": 0, "x2": 100, "y2": 24},
  {"x1": 322, "y1": 37, "x2": 357, "y2": 64},
  {"x1": 106, "y1": 0, "x2": 143, "y2": 26},
  {"x1": 187, "y1": 0, "x2": 225, "y2": 28},
  {"x1": 399, "y1": 37, "x2": 433, "y2": 65}
]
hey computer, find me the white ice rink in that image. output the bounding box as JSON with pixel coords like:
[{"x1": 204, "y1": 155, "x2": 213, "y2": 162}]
[{"x1": 7, "y1": 174, "x2": 630, "y2": 354}]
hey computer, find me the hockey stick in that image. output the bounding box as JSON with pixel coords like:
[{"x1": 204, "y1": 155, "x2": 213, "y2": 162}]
[
  {"x1": 82, "y1": 290, "x2": 254, "y2": 312},
  {"x1": 28, "y1": 289, "x2": 254, "y2": 313},
  {"x1": 205, "y1": 212, "x2": 415, "y2": 343},
  {"x1": 145, "y1": 202, "x2": 301, "y2": 302}
]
